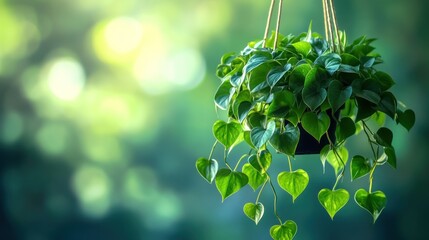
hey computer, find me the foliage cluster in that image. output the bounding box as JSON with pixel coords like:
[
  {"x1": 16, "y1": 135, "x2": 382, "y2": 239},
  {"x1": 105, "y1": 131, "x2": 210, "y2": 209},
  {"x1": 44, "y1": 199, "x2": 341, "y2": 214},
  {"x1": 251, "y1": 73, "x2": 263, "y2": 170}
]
[{"x1": 196, "y1": 28, "x2": 415, "y2": 239}]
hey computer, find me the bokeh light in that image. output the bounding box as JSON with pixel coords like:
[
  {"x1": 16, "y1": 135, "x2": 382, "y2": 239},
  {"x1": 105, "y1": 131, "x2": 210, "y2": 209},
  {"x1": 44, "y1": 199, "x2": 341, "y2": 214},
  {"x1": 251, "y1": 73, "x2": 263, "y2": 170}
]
[
  {"x1": 46, "y1": 57, "x2": 86, "y2": 101},
  {"x1": 72, "y1": 166, "x2": 111, "y2": 218},
  {"x1": 0, "y1": 0, "x2": 428, "y2": 239}
]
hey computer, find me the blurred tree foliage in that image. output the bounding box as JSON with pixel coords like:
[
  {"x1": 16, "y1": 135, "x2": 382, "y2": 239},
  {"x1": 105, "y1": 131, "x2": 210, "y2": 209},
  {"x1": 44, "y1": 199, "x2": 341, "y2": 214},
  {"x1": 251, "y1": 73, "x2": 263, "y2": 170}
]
[{"x1": 0, "y1": 0, "x2": 428, "y2": 239}]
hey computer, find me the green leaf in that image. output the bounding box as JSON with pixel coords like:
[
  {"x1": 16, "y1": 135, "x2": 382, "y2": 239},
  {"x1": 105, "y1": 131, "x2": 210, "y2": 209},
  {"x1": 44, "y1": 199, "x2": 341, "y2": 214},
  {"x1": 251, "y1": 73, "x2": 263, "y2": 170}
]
[
  {"x1": 374, "y1": 71, "x2": 395, "y2": 91},
  {"x1": 251, "y1": 120, "x2": 276, "y2": 148},
  {"x1": 237, "y1": 101, "x2": 253, "y2": 122},
  {"x1": 318, "y1": 188, "x2": 350, "y2": 219},
  {"x1": 385, "y1": 146, "x2": 396, "y2": 168},
  {"x1": 233, "y1": 90, "x2": 251, "y2": 119},
  {"x1": 355, "y1": 98, "x2": 377, "y2": 122},
  {"x1": 243, "y1": 51, "x2": 272, "y2": 74},
  {"x1": 215, "y1": 169, "x2": 248, "y2": 202},
  {"x1": 326, "y1": 146, "x2": 349, "y2": 176},
  {"x1": 213, "y1": 120, "x2": 243, "y2": 149},
  {"x1": 242, "y1": 163, "x2": 268, "y2": 190},
  {"x1": 292, "y1": 41, "x2": 312, "y2": 56},
  {"x1": 328, "y1": 80, "x2": 352, "y2": 112},
  {"x1": 270, "y1": 125, "x2": 300, "y2": 156},
  {"x1": 315, "y1": 53, "x2": 341, "y2": 75},
  {"x1": 214, "y1": 81, "x2": 235, "y2": 110},
  {"x1": 243, "y1": 202, "x2": 264, "y2": 225},
  {"x1": 248, "y1": 150, "x2": 272, "y2": 173},
  {"x1": 278, "y1": 169, "x2": 309, "y2": 202},
  {"x1": 397, "y1": 109, "x2": 415, "y2": 131},
  {"x1": 301, "y1": 112, "x2": 330, "y2": 141},
  {"x1": 246, "y1": 112, "x2": 266, "y2": 129},
  {"x1": 341, "y1": 53, "x2": 360, "y2": 66},
  {"x1": 374, "y1": 127, "x2": 393, "y2": 147},
  {"x1": 302, "y1": 67, "x2": 328, "y2": 111},
  {"x1": 350, "y1": 155, "x2": 371, "y2": 181},
  {"x1": 289, "y1": 64, "x2": 312, "y2": 93},
  {"x1": 354, "y1": 189, "x2": 387, "y2": 223},
  {"x1": 270, "y1": 220, "x2": 298, "y2": 240},
  {"x1": 196, "y1": 158, "x2": 218, "y2": 183},
  {"x1": 335, "y1": 117, "x2": 356, "y2": 142},
  {"x1": 320, "y1": 145, "x2": 330, "y2": 173},
  {"x1": 267, "y1": 90, "x2": 295, "y2": 117},
  {"x1": 248, "y1": 63, "x2": 271, "y2": 93},
  {"x1": 378, "y1": 92, "x2": 397, "y2": 120},
  {"x1": 267, "y1": 64, "x2": 292, "y2": 87}
]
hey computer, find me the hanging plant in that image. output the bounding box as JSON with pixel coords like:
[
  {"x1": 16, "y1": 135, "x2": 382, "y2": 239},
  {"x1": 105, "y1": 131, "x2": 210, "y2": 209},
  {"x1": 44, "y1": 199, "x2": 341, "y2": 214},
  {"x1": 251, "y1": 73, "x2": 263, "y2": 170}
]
[{"x1": 196, "y1": 0, "x2": 415, "y2": 239}]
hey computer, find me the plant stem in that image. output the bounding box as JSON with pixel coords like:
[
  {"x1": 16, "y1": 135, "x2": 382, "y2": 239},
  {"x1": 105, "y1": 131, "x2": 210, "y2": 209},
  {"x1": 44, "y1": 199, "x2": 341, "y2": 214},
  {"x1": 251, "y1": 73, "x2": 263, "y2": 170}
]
[
  {"x1": 368, "y1": 165, "x2": 377, "y2": 193},
  {"x1": 256, "y1": 179, "x2": 269, "y2": 203},
  {"x1": 268, "y1": 175, "x2": 283, "y2": 225},
  {"x1": 233, "y1": 154, "x2": 249, "y2": 171},
  {"x1": 287, "y1": 155, "x2": 293, "y2": 172},
  {"x1": 362, "y1": 121, "x2": 378, "y2": 160},
  {"x1": 263, "y1": 0, "x2": 276, "y2": 48},
  {"x1": 208, "y1": 141, "x2": 218, "y2": 160},
  {"x1": 224, "y1": 148, "x2": 232, "y2": 170}
]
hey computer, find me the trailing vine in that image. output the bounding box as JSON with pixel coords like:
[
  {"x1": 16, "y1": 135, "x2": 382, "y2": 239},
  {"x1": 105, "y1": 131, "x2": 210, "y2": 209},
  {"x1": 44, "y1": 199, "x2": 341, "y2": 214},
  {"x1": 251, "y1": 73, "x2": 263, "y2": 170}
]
[{"x1": 195, "y1": 1, "x2": 415, "y2": 239}]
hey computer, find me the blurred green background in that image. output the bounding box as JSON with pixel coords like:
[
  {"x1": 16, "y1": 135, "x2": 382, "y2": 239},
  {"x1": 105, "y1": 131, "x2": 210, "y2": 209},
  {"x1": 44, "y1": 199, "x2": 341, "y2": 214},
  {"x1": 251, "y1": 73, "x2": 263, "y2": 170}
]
[{"x1": 1, "y1": 0, "x2": 428, "y2": 239}]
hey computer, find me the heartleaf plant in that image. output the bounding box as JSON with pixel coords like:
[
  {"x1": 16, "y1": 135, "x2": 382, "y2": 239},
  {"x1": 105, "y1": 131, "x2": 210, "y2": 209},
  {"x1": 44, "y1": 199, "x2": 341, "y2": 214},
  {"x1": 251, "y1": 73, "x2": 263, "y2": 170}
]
[
  {"x1": 196, "y1": 25, "x2": 415, "y2": 240},
  {"x1": 196, "y1": 2, "x2": 415, "y2": 238}
]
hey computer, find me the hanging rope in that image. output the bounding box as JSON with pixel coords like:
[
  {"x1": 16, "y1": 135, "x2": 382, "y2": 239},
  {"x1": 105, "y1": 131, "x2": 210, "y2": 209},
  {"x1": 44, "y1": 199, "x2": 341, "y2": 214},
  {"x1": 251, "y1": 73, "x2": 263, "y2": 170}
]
[
  {"x1": 323, "y1": 0, "x2": 342, "y2": 53},
  {"x1": 273, "y1": 0, "x2": 284, "y2": 49},
  {"x1": 262, "y1": 0, "x2": 276, "y2": 48},
  {"x1": 262, "y1": 0, "x2": 283, "y2": 50}
]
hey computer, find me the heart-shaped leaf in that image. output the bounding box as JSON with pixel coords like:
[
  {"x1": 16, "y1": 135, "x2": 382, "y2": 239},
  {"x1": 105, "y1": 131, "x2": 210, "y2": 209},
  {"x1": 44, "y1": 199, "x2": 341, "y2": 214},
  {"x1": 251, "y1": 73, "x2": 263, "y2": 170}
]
[
  {"x1": 215, "y1": 169, "x2": 248, "y2": 202},
  {"x1": 270, "y1": 125, "x2": 300, "y2": 156},
  {"x1": 243, "y1": 51, "x2": 273, "y2": 75},
  {"x1": 292, "y1": 41, "x2": 312, "y2": 56},
  {"x1": 335, "y1": 117, "x2": 356, "y2": 142},
  {"x1": 267, "y1": 64, "x2": 292, "y2": 87},
  {"x1": 374, "y1": 71, "x2": 395, "y2": 91},
  {"x1": 196, "y1": 158, "x2": 218, "y2": 183},
  {"x1": 314, "y1": 53, "x2": 341, "y2": 75},
  {"x1": 301, "y1": 111, "x2": 330, "y2": 141},
  {"x1": 214, "y1": 81, "x2": 235, "y2": 110},
  {"x1": 397, "y1": 109, "x2": 415, "y2": 131},
  {"x1": 320, "y1": 145, "x2": 330, "y2": 173},
  {"x1": 243, "y1": 202, "x2": 264, "y2": 225},
  {"x1": 354, "y1": 189, "x2": 387, "y2": 223},
  {"x1": 350, "y1": 155, "x2": 371, "y2": 181},
  {"x1": 267, "y1": 90, "x2": 295, "y2": 117},
  {"x1": 289, "y1": 64, "x2": 311, "y2": 93},
  {"x1": 328, "y1": 80, "x2": 352, "y2": 112},
  {"x1": 318, "y1": 188, "x2": 350, "y2": 219},
  {"x1": 378, "y1": 92, "x2": 397, "y2": 120},
  {"x1": 384, "y1": 146, "x2": 396, "y2": 168},
  {"x1": 374, "y1": 127, "x2": 393, "y2": 147},
  {"x1": 302, "y1": 67, "x2": 328, "y2": 111},
  {"x1": 232, "y1": 90, "x2": 251, "y2": 119},
  {"x1": 278, "y1": 169, "x2": 309, "y2": 202},
  {"x1": 237, "y1": 101, "x2": 253, "y2": 123},
  {"x1": 242, "y1": 163, "x2": 268, "y2": 191},
  {"x1": 326, "y1": 146, "x2": 349, "y2": 176},
  {"x1": 251, "y1": 120, "x2": 276, "y2": 148},
  {"x1": 248, "y1": 150, "x2": 272, "y2": 173},
  {"x1": 270, "y1": 220, "x2": 298, "y2": 240},
  {"x1": 213, "y1": 120, "x2": 243, "y2": 149}
]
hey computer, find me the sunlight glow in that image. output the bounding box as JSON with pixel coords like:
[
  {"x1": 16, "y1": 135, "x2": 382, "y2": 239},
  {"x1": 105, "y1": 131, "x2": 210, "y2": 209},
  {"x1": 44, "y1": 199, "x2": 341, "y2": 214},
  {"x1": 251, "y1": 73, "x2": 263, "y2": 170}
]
[
  {"x1": 104, "y1": 17, "x2": 143, "y2": 54},
  {"x1": 47, "y1": 57, "x2": 86, "y2": 101}
]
